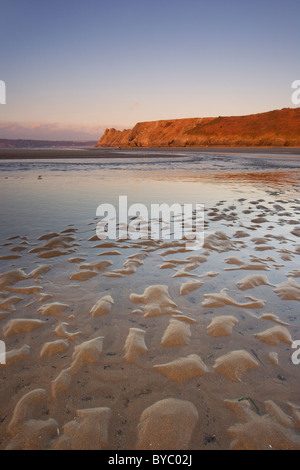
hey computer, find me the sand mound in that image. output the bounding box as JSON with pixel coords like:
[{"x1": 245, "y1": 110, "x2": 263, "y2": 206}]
[
  {"x1": 103, "y1": 272, "x2": 124, "y2": 278},
  {"x1": 131, "y1": 308, "x2": 144, "y2": 315},
  {"x1": 224, "y1": 256, "x2": 269, "y2": 271},
  {"x1": 37, "y1": 232, "x2": 60, "y2": 241},
  {"x1": 6, "y1": 418, "x2": 58, "y2": 450},
  {"x1": 255, "y1": 326, "x2": 293, "y2": 345},
  {"x1": 98, "y1": 250, "x2": 121, "y2": 256},
  {"x1": 51, "y1": 368, "x2": 72, "y2": 398},
  {"x1": 6, "y1": 388, "x2": 57, "y2": 449},
  {"x1": 288, "y1": 269, "x2": 300, "y2": 278},
  {"x1": 54, "y1": 322, "x2": 81, "y2": 341},
  {"x1": 123, "y1": 328, "x2": 148, "y2": 363},
  {"x1": 205, "y1": 271, "x2": 219, "y2": 277},
  {"x1": 0, "y1": 268, "x2": 27, "y2": 288},
  {"x1": 273, "y1": 278, "x2": 300, "y2": 301},
  {"x1": 172, "y1": 266, "x2": 198, "y2": 278},
  {"x1": 71, "y1": 336, "x2": 104, "y2": 371},
  {"x1": 40, "y1": 339, "x2": 69, "y2": 358},
  {"x1": 53, "y1": 407, "x2": 111, "y2": 450},
  {"x1": 160, "y1": 246, "x2": 186, "y2": 257},
  {"x1": 130, "y1": 285, "x2": 181, "y2": 317},
  {"x1": 225, "y1": 398, "x2": 300, "y2": 450},
  {"x1": 153, "y1": 354, "x2": 208, "y2": 382},
  {"x1": 3, "y1": 319, "x2": 46, "y2": 337},
  {"x1": 202, "y1": 288, "x2": 266, "y2": 308},
  {"x1": 28, "y1": 264, "x2": 52, "y2": 279},
  {"x1": 5, "y1": 344, "x2": 30, "y2": 366},
  {"x1": 110, "y1": 253, "x2": 145, "y2": 276},
  {"x1": 37, "y1": 249, "x2": 71, "y2": 258},
  {"x1": 237, "y1": 274, "x2": 274, "y2": 290},
  {"x1": 207, "y1": 315, "x2": 238, "y2": 337},
  {"x1": 68, "y1": 257, "x2": 86, "y2": 263},
  {"x1": 8, "y1": 388, "x2": 48, "y2": 434},
  {"x1": 92, "y1": 241, "x2": 119, "y2": 247},
  {"x1": 78, "y1": 260, "x2": 113, "y2": 272},
  {"x1": 70, "y1": 270, "x2": 98, "y2": 281},
  {"x1": 291, "y1": 227, "x2": 300, "y2": 237},
  {"x1": 203, "y1": 231, "x2": 239, "y2": 252},
  {"x1": 37, "y1": 235, "x2": 76, "y2": 250},
  {"x1": 233, "y1": 230, "x2": 250, "y2": 238},
  {"x1": 61, "y1": 228, "x2": 77, "y2": 234},
  {"x1": 213, "y1": 350, "x2": 259, "y2": 382},
  {"x1": 171, "y1": 314, "x2": 196, "y2": 324},
  {"x1": 136, "y1": 398, "x2": 198, "y2": 450},
  {"x1": 269, "y1": 352, "x2": 279, "y2": 366},
  {"x1": 0, "y1": 296, "x2": 22, "y2": 312},
  {"x1": 5, "y1": 285, "x2": 51, "y2": 301},
  {"x1": 38, "y1": 302, "x2": 70, "y2": 318},
  {"x1": 161, "y1": 319, "x2": 191, "y2": 346},
  {"x1": 180, "y1": 280, "x2": 204, "y2": 296},
  {"x1": 90, "y1": 295, "x2": 114, "y2": 317},
  {"x1": 260, "y1": 313, "x2": 289, "y2": 325}
]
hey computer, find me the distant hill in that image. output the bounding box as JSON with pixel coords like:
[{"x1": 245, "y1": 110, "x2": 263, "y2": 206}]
[
  {"x1": 0, "y1": 139, "x2": 97, "y2": 149},
  {"x1": 97, "y1": 108, "x2": 300, "y2": 148}
]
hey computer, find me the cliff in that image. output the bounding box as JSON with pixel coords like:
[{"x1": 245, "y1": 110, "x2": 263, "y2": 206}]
[{"x1": 97, "y1": 108, "x2": 300, "y2": 148}]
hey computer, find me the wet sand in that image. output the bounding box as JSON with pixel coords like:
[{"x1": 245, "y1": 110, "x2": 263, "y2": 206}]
[{"x1": 0, "y1": 154, "x2": 300, "y2": 450}]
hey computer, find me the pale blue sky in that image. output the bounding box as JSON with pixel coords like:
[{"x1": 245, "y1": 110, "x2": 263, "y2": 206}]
[{"x1": 0, "y1": 0, "x2": 299, "y2": 139}]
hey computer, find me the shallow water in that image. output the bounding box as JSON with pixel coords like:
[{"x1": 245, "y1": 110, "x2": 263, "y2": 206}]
[{"x1": 0, "y1": 150, "x2": 300, "y2": 450}]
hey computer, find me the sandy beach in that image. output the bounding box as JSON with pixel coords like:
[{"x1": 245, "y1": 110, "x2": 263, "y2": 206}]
[{"x1": 0, "y1": 149, "x2": 300, "y2": 450}]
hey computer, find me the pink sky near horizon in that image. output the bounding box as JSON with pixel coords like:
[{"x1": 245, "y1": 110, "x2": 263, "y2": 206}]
[{"x1": 0, "y1": 121, "x2": 115, "y2": 141}]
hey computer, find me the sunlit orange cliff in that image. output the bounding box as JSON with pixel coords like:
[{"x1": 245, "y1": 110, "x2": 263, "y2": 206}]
[{"x1": 97, "y1": 108, "x2": 300, "y2": 148}]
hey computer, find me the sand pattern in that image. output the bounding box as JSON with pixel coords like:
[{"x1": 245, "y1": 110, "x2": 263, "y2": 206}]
[
  {"x1": 0, "y1": 193, "x2": 299, "y2": 450},
  {"x1": 225, "y1": 399, "x2": 300, "y2": 450},
  {"x1": 53, "y1": 407, "x2": 111, "y2": 450},
  {"x1": 6, "y1": 388, "x2": 58, "y2": 450}
]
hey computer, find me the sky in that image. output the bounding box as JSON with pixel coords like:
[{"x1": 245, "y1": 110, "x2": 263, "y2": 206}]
[{"x1": 0, "y1": 0, "x2": 299, "y2": 140}]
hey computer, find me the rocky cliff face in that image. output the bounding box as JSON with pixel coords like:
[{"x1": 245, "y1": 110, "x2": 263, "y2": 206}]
[{"x1": 97, "y1": 108, "x2": 300, "y2": 147}]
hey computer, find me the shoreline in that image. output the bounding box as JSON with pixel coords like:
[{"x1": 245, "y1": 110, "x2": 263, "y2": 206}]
[{"x1": 1, "y1": 147, "x2": 300, "y2": 160}]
